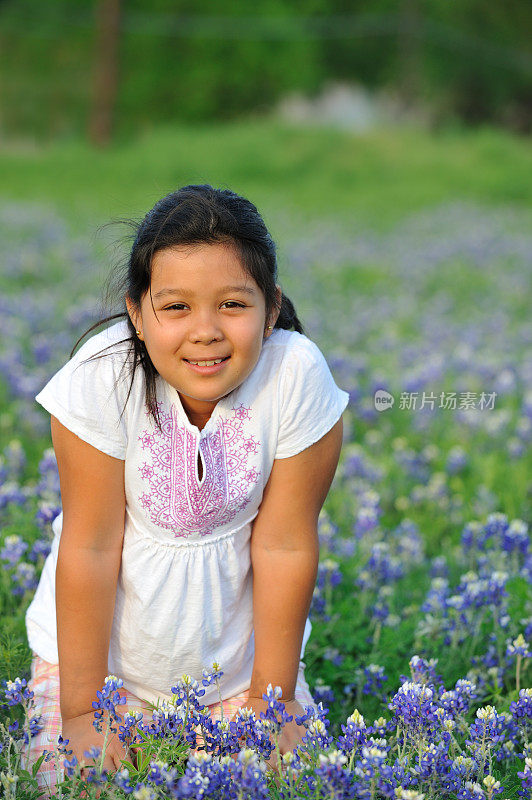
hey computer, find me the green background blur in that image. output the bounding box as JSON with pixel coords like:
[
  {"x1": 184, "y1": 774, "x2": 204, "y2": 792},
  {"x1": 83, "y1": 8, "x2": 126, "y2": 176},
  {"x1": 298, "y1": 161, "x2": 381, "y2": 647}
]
[
  {"x1": 1, "y1": 0, "x2": 531, "y2": 142},
  {"x1": 0, "y1": 1, "x2": 530, "y2": 232}
]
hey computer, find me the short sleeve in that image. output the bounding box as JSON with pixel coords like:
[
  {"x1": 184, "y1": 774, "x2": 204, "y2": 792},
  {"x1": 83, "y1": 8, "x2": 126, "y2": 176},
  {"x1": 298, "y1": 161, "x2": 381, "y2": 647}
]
[
  {"x1": 275, "y1": 335, "x2": 349, "y2": 459},
  {"x1": 35, "y1": 333, "x2": 131, "y2": 460}
]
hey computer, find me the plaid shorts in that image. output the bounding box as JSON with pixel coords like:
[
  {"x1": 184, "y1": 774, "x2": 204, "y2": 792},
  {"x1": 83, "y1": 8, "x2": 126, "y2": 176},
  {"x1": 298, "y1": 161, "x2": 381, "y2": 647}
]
[{"x1": 25, "y1": 652, "x2": 316, "y2": 794}]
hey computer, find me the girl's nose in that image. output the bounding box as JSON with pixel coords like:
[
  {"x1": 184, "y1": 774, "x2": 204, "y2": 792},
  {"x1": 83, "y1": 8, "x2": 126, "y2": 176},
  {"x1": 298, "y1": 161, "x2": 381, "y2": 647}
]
[{"x1": 188, "y1": 312, "x2": 223, "y2": 344}]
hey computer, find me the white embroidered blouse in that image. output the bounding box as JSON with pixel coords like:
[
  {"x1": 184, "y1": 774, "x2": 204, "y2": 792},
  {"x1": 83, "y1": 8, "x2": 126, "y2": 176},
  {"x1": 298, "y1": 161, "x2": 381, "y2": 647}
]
[{"x1": 26, "y1": 320, "x2": 349, "y2": 705}]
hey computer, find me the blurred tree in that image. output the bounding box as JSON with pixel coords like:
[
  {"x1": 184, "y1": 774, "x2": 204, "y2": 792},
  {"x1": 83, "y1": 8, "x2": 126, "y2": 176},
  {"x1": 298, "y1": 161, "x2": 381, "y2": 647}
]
[
  {"x1": 398, "y1": 0, "x2": 423, "y2": 106},
  {"x1": 89, "y1": 0, "x2": 122, "y2": 146},
  {"x1": 0, "y1": 0, "x2": 530, "y2": 140}
]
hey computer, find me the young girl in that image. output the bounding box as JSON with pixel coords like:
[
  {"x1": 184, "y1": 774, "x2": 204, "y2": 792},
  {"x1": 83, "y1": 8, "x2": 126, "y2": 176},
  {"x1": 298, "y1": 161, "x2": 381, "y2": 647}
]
[{"x1": 25, "y1": 184, "x2": 349, "y2": 790}]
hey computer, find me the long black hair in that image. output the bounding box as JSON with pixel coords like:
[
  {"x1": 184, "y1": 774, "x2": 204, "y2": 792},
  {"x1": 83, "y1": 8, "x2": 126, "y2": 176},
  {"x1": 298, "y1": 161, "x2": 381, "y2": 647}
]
[{"x1": 73, "y1": 184, "x2": 304, "y2": 430}]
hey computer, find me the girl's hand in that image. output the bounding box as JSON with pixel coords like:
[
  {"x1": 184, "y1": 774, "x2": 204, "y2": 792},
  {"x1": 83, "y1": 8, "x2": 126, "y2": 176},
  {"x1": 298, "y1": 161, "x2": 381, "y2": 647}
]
[
  {"x1": 237, "y1": 696, "x2": 307, "y2": 773},
  {"x1": 61, "y1": 710, "x2": 132, "y2": 776}
]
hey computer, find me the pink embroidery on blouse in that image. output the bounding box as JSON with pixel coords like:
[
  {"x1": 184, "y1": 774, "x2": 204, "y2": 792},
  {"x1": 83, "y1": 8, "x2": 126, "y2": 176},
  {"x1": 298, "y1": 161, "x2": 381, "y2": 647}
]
[{"x1": 137, "y1": 402, "x2": 261, "y2": 537}]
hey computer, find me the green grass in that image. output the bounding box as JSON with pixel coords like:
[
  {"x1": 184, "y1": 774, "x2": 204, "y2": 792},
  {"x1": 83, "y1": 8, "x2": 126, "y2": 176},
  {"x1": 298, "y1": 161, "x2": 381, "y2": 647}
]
[{"x1": 1, "y1": 118, "x2": 531, "y2": 233}]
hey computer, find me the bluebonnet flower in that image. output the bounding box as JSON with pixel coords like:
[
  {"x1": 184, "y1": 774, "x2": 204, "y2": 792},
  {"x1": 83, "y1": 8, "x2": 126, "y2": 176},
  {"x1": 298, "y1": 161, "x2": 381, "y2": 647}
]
[
  {"x1": 461, "y1": 521, "x2": 486, "y2": 552},
  {"x1": 202, "y1": 661, "x2": 224, "y2": 687},
  {"x1": 446, "y1": 446, "x2": 468, "y2": 474},
  {"x1": 64, "y1": 754, "x2": 78, "y2": 777},
  {"x1": 311, "y1": 558, "x2": 342, "y2": 620},
  {"x1": 83, "y1": 745, "x2": 102, "y2": 761},
  {"x1": 337, "y1": 708, "x2": 368, "y2": 759},
  {"x1": 366, "y1": 542, "x2": 404, "y2": 585},
  {"x1": 140, "y1": 697, "x2": 198, "y2": 748},
  {"x1": 301, "y1": 715, "x2": 334, "y2": 752},
  {"x1": 313, "y1": 749, "x2": 355, "y2": 798},
  {"x1": 484, "y1": 513, "x2": 510, "y2": 541},
  {"x1": 34, "y1": 501, "x2": 61, "y2": 531},
  {"x1": 465, "y1": 706, "x2": 509, "y2": 774},
  {"x1": 500, "y1": 519, "x2": 529, "y2": 557},
  {"x1": 506, "y1": 633, "x2": 531, "y2": 659},
  {"x1": 393, "y1": 519, "x2": 424, "y2": 565},
  {"x1": 510, "y1": 689, "x2": 532, "y2": 757},
  {"x1": 200, "y1": 716, "x2": 239, "y2": 757},
  {"x1": 0, "y1": 535, "x2": 28, "y2": 565},
  {"x1": 171, "y1": 673, "x2": 206, "y2": 705},
  {"x1": 481, "y1": 774, "x2": 505, "y2": 798},
  {"x1": 92, "y1": 674, "x2": 127, "y2": 733},
  {"x1": 146, "y1": 759, "x2": 179, "y2": 787},
  {"x1": 362, "y1": 664, "x2": 388, "y2": 700},
  {"x1": 429, "y1": 556, "x2": 449, "y2": 578},
  {"x1": 28, "y1": 537, "x2": 52, "y2": 563},
  {"x1": 258, "y1": 684, "x2": 293, "y2": 737},
  {"x1": 25, "y1": 714, "x2": 44, "y2": 744},
  {"x1": 438, "y1": 679, "x2": 478, "y2": 716},
  {"x1": 8, "y1": 719, "x2": 20, "y2": 734},
  {"x1": 36, "y1": 448, "x2": 60, "y2": 496},
  {"x1": 114, "y1": 766, "x2": 135, "y2": 794},
  {"x1": 312, "y1": 678, "x2": 335, "y2": 707},
  {"x1": 2, "y1": 440, "x2": 26, "y2": 481},
  {"x1": 323, "y1": 646, "x2": 345, "y2": 667},
  {"x1": 446, "y1": 755, "x2": 479, "y2": 794},
  {"x1": 388, "y1": 681, "x2": 441, "y2": 749},
  {"x1": 342, "y1": 444, "x2": 383, "y2": 483},
  {"x1": 3, "y1": 677, "x2": 34, "y2": 707},
  {"x1": 517, "y1": 756, "x2": 532, "y2": 797},
  {"x1": 131, "y1": 784, "x2": 157, "y2": 799},
  {"x1": 118, "y1": 711, "x2": 143, "y2": 748},
  {"x1": 420, "y1": 576, "x2": 450, "y2": 615},
  {"x1": 352, "y1": 742, "x2": 394, "y2": 797},
  {"x1": 394, "y1": 789, "x2": 425, "y2": 799},
  {"x1": 414, "y1": 740, "x2": 452, "y2": 782},
  {"x1": 456, "y1": 780, "x2": 488, "y2": 799},
  {"x1": 393, "y1": 445, "x2": 431, "y2": 482},
  {"x1": 228, "y1": 706, "x2": 274, "y2": 758},
  {"x1": 12, "y1": 562, "x2": 38, "y2": 595},
  {"x1": 0, "y1": 481, "x2": 29, "y2": 510},
  {"x1": 405, "y1": 655, "x2": 443, "y2": 689},
  {"x1": 317, "y1": 509, "x2": 339, "y2": 548},
  {"x1": 353, "y1": 497, "x2": 382, "y2": 538},
  {"x1": 174, "y1": 750, "x2": 233, "y2": 798},
  {"x1": 231, "y1": 748, "x2": 269, "y2": 799}
]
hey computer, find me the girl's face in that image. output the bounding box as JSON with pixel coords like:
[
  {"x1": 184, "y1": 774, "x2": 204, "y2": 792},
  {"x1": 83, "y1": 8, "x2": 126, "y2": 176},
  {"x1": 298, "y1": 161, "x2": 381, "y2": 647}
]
[{"x1": 127, "y1": 243, "x2": 280, "y2": 426}]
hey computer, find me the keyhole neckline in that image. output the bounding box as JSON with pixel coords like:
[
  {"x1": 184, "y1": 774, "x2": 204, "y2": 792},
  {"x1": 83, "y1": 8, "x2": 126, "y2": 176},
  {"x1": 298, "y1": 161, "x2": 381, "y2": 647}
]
[{"x1": 162, "y1": 380, "x2": 233, "y2": 438}]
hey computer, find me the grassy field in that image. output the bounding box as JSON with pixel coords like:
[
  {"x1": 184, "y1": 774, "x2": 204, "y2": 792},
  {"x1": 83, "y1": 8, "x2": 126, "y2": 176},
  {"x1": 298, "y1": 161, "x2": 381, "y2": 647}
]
[
  {"x1": 1, "y1": 119, "x2": 531, "y2": 232},
  {"x1": 1, "y1": 120, "x2": 531, "y2": 798}
]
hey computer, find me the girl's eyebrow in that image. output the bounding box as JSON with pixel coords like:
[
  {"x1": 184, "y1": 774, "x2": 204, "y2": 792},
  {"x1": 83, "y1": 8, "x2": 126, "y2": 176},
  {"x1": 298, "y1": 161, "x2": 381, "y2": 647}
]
[{"x1": 153, "y1": 285, "x2": 256, "y2": 300}]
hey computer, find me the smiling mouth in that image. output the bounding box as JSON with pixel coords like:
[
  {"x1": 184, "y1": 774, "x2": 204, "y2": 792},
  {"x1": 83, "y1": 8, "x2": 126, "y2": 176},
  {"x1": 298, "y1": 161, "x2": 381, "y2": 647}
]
[{"x1": 184, "y1": 356, "x2": 230, "y2": 367}]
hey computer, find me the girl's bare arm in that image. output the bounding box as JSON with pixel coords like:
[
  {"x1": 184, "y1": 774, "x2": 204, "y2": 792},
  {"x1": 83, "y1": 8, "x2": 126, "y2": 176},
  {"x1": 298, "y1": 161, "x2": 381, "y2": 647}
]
[
  {"x1": 51, "y1": 415, "x2": 126, "y2": 721},
  {"x1": 249, "y1": 416, "x2": 344, "y2": 701}
]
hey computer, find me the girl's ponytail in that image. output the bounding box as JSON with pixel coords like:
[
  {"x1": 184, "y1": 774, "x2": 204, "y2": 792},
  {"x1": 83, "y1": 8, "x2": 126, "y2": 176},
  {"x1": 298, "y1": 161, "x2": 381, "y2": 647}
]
[{"x1": 276, "y1": 294, "x2": 304, "y2": 334}]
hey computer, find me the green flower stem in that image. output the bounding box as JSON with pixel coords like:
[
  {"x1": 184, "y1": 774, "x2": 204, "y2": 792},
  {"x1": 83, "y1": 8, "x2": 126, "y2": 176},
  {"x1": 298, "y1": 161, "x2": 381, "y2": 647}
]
[
  {"x1": 99, "y1": 716, "x2": 111, "y2": 774},
  {"x1": 215, "y1": 677, "x2": 223, "y2": 722}
]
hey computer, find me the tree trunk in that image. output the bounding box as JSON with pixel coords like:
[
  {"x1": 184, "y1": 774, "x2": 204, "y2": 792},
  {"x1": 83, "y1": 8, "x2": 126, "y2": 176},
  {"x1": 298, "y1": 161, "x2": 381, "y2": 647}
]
[{"x1": 89, "y1": 0, "x2": 122, "y2": 147}]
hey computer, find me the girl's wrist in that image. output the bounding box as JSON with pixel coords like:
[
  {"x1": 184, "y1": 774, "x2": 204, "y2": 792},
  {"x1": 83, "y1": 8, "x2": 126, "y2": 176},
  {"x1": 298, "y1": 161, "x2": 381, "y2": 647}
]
[{"x1": 246, "y1": 694, "x2": 296, "y2": 704}]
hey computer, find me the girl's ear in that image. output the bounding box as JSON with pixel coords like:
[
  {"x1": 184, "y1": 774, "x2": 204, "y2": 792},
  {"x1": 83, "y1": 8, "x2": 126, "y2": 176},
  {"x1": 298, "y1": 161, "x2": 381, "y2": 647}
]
[
  {"x1": 126, "y1": 296, "x2": 142, "y2": 337},
  {"x1": 265, "y1": 285, "x2": 282, "y2": 337}
]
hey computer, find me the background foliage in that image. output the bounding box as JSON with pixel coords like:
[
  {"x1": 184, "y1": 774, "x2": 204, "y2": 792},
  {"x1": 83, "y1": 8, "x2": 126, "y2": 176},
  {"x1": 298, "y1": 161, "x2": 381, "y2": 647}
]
[{"x1": 0, "y1": 0, "x2": 531, "y2": 141}]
